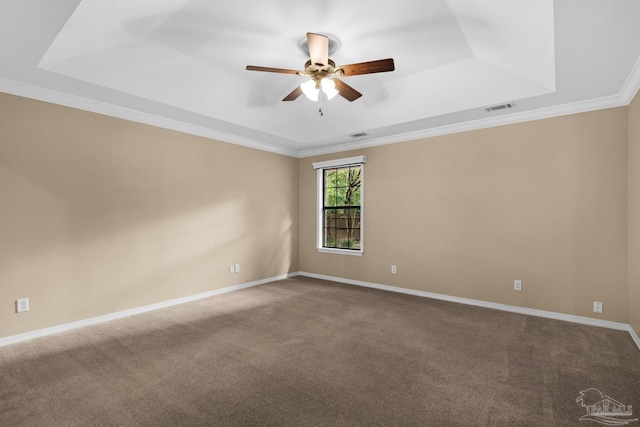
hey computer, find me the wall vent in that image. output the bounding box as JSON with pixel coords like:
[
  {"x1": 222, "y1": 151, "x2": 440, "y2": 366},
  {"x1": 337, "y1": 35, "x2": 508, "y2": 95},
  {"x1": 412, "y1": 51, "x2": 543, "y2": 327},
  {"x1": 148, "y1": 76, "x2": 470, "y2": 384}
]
[
  {"x1": 484, "y1": 102, "x2": 516, "y2": 113},
  {"x1": 350, "y1": 132, "x2": 368, "y2": 138}
]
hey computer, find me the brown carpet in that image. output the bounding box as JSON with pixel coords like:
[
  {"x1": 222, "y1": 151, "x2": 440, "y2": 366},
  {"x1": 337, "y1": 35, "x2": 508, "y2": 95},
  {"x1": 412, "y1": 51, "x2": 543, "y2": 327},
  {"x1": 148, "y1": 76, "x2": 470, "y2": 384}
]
[{"x1": 1, "y1": 276, "x2": 639, "y2": 426}]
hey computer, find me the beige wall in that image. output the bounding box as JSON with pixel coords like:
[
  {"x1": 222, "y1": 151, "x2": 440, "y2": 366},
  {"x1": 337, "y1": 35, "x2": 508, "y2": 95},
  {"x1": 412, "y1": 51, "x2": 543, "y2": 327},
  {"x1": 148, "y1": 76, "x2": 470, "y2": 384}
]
[
  {"x1": 629, "y1": 90, "x2": 640, "y2": 334},
  {"x1": 1, "y1": 88, "x2": 637, "y2": 339},
  {"x1": 300, "y1": 108, "x2": 629, "y2": 322},
  {"x1": 0, "y1": 93, "x2": 299, "y2": 338}
]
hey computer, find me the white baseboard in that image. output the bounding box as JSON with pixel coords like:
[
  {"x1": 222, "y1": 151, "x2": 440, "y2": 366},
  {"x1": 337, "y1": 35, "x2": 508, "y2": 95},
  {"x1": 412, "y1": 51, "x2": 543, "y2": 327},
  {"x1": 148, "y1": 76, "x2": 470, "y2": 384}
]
[
  {"x1": 629, "y1": 326, "x2": 640, "y2": 350},
  {"x1": 299, "y1": 271, "x2": 640, "y2": 351},
  {"x1": 3, "y1": 270, "x2": 638, "y2": 352},
  {"x1": 0, "y1": 272, "x2": 300, "y2": 348}
]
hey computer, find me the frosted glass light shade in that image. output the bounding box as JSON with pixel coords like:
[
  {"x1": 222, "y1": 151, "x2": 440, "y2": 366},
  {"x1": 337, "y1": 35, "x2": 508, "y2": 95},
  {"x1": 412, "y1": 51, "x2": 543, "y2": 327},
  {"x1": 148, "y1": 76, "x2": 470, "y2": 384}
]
[
  {"x1": 321, "y1": 78, "x2": 338, "y2": 100},
  {"x1": 301, "y1": 79, "x2": 319, "y2": 102}
]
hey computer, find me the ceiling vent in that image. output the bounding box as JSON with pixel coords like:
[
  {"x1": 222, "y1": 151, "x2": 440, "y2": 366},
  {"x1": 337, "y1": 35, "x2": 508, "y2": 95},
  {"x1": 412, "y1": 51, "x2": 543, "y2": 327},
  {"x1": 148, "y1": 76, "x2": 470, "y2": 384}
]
[
  {"x1": 350, "y1": 132, "x2": 368, "y2": 138},
  {"x1": 484, "y1": 102, "x2": 516, "y2": 113}
]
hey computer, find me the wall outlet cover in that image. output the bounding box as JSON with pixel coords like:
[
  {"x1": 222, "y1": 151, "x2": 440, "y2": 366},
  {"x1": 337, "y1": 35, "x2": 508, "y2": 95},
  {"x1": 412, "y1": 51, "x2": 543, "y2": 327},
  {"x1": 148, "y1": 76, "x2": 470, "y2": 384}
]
[
  {"x1": 593, "y1": 301, "x2": 603, "y2": 313},
  {"x1": 16, "y1": 298, "x2": 29, "y2": 313}
]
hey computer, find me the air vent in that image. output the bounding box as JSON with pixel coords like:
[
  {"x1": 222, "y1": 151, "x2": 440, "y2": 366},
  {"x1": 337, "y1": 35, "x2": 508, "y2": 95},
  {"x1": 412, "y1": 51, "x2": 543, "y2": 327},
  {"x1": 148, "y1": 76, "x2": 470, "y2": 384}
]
[
  {"x1": 484, "y1": 102, "x2": 516, "y2": 113},
  {"x1": 350, "y1": 132, "x2": 368, "y2": 138}
]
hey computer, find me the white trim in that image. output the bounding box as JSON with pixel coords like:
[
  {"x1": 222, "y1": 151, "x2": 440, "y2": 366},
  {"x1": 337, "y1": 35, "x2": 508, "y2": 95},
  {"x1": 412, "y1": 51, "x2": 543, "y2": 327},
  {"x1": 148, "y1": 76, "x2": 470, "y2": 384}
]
[
  {"x1": 316, "y1": 167, "x2": 323, "y2": 248},
  {"x1": 629, "y1": 326, "x2": 640, "y2": 351},
  {"x1": 298, "y1": 272, "x2": 640, "y2": 350},
  {"x1": 314, "y1": 158, "x2": 365, "y2": 255},
  {"x1": 312, "y1": 155, "x2": 367, "y2": 169},
  {"x1": 298, "y1": 96, "x2": 627, "y2": 158},
  {"x1": 3, "y1": 58, "x2": 640, "y2": 160},
  {"x1": 0, "y1": 77, "x2": 299, "y2": 158},
  {"x1": 360, "y1": 165, "x2": 365, "y2": 252},
  {"x1": 2, "y1": 270, "x2": 638, "y2": 352},
  {"x1": 0, "y1": 272, "x2": 300, "y2": 348},
  {"x1": 317, "y1": 248, "x2": 364, "y2": 256},
  {"x1": 298, "y1": 57, "x2": 640, "y2": 159},
  {"x1": 620, "y1": 55, "x2": 640, "y2": 105}
]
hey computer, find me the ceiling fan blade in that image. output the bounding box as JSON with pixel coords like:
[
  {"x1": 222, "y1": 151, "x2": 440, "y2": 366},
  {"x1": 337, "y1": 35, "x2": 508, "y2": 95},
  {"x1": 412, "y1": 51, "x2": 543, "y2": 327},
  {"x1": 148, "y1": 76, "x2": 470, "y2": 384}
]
[
  {"x1": 307, "y1": 32, "x2": 329, "y2": 66},
  {"x1": 282, "y1": 86, "x2": 303, "y2": 102},
  {"x1": 246, "y1": 65, "x2": 300, "y2": 75},
  {"x1": 334, "y1": 79, "x2": 362, "y2": 102},
  {"x1": 338, "y1": 58, "x2": 395, "y2": 77}
]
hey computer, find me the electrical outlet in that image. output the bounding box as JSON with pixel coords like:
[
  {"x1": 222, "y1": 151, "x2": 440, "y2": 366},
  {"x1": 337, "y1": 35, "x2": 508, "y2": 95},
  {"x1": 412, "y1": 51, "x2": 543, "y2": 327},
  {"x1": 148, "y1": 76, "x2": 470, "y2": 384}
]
[
  {"x1": 16, "y1": 298, "x2": 29, "y2": 313},
  {"x1": 593, "y1": 301, "x2": 603, "y2": 314},
  {"x1": 514, "y1": 280, "x2": 522, "y2": 291},
  {"x1": 391, "y1": 265, "x2": 397, "y2": 274},
  {"x1": 229, "y1": 265, "x2": 235, "y2": 274},
  {"x1": 235, "y1": 264, "x2": 240, "y2": 273}
]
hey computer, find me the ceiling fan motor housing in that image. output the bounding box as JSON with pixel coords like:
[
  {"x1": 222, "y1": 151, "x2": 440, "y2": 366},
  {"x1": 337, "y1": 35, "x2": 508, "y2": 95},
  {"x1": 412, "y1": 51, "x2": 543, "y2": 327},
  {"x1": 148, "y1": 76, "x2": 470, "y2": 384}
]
[{"x1": 301, "y1": 59, "x2": 344, "y2": 87}]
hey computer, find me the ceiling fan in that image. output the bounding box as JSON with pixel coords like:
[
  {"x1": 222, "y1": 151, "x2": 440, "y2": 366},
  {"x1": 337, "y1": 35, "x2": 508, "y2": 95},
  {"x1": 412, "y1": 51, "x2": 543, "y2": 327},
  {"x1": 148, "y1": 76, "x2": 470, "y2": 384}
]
[{"x1": 246, "y1": 32, "x2": 395, "y2": 103}]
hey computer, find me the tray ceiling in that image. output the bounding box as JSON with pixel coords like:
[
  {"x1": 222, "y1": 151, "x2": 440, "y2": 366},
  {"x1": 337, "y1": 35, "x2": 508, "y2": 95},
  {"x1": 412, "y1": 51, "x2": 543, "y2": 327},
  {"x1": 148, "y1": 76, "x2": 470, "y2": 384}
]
[{"x1": 1, "y1": 0, "x2": 639, "y2": 157}]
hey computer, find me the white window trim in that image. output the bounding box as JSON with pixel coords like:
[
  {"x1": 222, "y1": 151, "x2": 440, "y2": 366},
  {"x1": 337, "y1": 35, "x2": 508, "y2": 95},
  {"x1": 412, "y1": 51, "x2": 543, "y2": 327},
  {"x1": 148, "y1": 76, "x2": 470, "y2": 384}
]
[{"x1": 312, "y1": 155, "x2": 366, "y2": 256}]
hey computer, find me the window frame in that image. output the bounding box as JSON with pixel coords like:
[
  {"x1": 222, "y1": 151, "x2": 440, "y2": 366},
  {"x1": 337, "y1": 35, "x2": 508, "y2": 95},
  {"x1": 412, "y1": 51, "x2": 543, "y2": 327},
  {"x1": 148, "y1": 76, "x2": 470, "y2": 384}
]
[{"x1": 312, "y1": 156, "x2": 366, "y2": 256}]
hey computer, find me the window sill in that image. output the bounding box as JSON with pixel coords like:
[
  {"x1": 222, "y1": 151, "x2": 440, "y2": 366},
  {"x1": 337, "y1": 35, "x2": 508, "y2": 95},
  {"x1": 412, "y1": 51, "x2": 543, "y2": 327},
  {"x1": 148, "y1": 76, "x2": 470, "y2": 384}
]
[{"x1": 317, "y1": 248, "x2": 363, "y2": 256}]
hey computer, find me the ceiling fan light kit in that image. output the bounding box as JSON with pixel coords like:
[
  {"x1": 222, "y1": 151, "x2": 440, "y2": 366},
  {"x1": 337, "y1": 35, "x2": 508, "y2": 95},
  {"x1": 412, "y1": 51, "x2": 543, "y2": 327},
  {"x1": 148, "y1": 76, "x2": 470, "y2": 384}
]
[
  {"x1": 301, "y1": 79, "x2": 320, "y2": 102},
  {"x1": 320, "y1": 78, "x2": 338, "y2": 100},
  {"x1": 246, "y1": 32, "x2": 395, "y2": 104},
  {"x1": 299, "y1": 59, "x2": 340, "y2": 101}
]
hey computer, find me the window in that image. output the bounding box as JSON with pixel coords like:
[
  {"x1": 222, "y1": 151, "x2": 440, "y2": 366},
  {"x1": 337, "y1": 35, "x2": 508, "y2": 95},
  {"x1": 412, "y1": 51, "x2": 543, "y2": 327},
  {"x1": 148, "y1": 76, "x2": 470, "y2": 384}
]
[{"x1": 312, "y1": 156, "x2": 366, "y2": 255}]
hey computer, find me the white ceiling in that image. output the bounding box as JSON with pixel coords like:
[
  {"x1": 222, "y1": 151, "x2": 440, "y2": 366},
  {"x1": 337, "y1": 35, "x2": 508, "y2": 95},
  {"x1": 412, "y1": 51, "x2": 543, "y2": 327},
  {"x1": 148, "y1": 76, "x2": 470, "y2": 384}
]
[{"x1": 1, "y1": 0, "x2": 639, "y2": 157}]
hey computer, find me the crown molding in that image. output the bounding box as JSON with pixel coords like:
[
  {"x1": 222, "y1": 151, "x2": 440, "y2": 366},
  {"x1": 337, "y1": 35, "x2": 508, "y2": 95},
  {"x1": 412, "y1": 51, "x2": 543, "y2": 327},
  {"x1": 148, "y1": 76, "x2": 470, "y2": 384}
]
[
  {"x1": 297, "y1": 95, "x2": 624, "y2": 158},
  {"x1": 3, "y1": 54, "x2": 640, "y2": 160},
  {"x1": 298, "y1": 57, "x2": 640, "y2": 158},
  {"x1": 0, "y1": 77, "x2": 298, "y2": 158},
  {"x1": 620, "y1": 55, "x2": 640, "y2": 104}
]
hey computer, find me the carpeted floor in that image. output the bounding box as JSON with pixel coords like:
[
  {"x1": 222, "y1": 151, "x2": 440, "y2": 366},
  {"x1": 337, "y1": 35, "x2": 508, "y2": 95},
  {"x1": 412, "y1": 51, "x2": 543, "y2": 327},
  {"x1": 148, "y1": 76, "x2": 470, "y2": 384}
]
[{"x1": 1, "y1": 276, "x2": 639, "y2": 426}]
